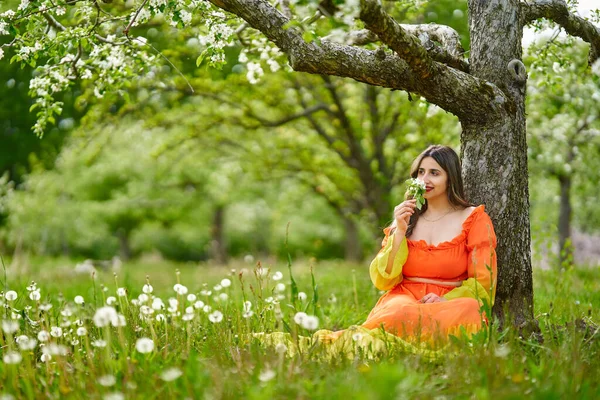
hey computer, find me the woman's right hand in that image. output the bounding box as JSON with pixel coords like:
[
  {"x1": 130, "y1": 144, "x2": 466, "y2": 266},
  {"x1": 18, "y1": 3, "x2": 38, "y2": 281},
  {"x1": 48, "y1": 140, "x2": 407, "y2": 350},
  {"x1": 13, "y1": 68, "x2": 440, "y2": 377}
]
[{"x1": 394, "y1": 199, "x2": 417, "y2": 235}]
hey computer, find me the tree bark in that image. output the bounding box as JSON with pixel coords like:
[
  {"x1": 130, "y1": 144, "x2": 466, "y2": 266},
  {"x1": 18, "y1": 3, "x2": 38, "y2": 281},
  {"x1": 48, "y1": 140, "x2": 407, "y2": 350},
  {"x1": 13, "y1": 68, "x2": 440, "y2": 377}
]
[
  {"x1": 558, "y1": 174, "x2": 573, "y2": 267},
  {"x1": 463, "y1": 0, "x2": 534, "y2": 329}
]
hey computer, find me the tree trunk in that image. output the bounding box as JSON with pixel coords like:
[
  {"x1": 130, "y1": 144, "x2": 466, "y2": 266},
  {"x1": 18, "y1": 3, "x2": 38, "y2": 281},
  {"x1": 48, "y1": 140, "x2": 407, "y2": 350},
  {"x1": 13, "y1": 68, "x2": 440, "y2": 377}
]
[
  {"x1": 210, "y1": 204, "x2": 227, "y2": 265},
  {"x1": 117, "y1": 229, "x2": 132, "y2": 261},
  {"x1": 558, "y1": 174, "x2": 573, "y2": 267},
  {"x1": 463, "y1": 0, "x2": 534, "y2": 329},
  {"x1": 343, "y1": 215, "x2": 362, "y2": 262}
]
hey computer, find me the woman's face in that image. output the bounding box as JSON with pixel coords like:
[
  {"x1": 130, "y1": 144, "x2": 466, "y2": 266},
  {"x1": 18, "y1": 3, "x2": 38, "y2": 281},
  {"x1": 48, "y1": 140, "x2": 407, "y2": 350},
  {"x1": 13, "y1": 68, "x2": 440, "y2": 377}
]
[{"x1": 417, "y1": 156, "x2": 449, "y2": 201}]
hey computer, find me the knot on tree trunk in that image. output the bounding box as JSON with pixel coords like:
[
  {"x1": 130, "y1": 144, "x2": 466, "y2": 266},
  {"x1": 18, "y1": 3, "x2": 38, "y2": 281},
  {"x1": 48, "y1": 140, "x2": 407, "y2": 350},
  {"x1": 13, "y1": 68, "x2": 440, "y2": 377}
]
[{"x1": 508, "y1": 59, "x2": 527, "y2": 85}]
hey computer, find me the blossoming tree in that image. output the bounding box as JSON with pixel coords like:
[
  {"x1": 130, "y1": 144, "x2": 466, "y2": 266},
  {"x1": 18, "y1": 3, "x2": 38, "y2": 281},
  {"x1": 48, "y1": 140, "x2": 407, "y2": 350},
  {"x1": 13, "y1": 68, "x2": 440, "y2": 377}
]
[{"x1": 1, "y1": 0, "x2": 599, "y2": 327}]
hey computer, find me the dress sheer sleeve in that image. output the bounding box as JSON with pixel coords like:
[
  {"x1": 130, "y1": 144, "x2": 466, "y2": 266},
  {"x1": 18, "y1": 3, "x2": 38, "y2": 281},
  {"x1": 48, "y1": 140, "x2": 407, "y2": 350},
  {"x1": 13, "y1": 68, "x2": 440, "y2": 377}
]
[
  {"x1": 444, "y1": 208, "x2": 497, "y2": 307},
  {"x1": 369, "y1": 227, "x2": 409, "y2": 291}
]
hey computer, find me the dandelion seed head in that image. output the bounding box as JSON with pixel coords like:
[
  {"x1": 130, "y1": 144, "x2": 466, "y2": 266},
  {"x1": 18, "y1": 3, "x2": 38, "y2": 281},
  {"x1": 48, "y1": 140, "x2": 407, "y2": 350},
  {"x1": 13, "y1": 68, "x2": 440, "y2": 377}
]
[
  {"x1": 142, "y1": 284, "x2": 153, "y2": 294},
  {"x1": 1, "y1": 320, "x2": 19, "y2": 334},
  {"x1": 200, "y1": 290, "x2": 212, "y2": 296},
  {"x1": 29, "y1": 290, "x2": 41, "y2": 301},
  {"x1": 328, "y1": 294, "x2": 337, "y2": 304},
  {"x1": 3, "y1": 351, "x2": 22, "y2": 364},
  {"x1": 39, "y1": 303, "x2": 52, "y2": 311},
  {"x1": 16, "y1": 335, "x2": 37, "y2": 351},
  {"x1": 74, "y1": 295, "x2": 85, "y2": 305},
  {"x1": 92, "y1": 339, "x2": 107, "y2": 348},
  {"x1": 37, "y1": 330, "x2": 50, "y2": 342},
  {"x1": 168, "y1": 298, "x2": 178, "y2": 308},
  {"x1": 242, "y1": 310, "x2": 254, "y2": 318},
  {"x1": 112, "y1": 314, "x2": 126, "y2": 327},
  {"x1": 76, "y1": 327, "x2": 88, "y2": 336},
  {"x1": 135, "y1": 337, "x2": 154, "y2": 353},
  {"x1": 194, "y1": 300, "x2": 205, "y2": 309},
  {"x1": 182, "y1": 313, "x2": 194, "y2": 321},
  {"x1": 138, "y1": 294, "x2": 149, "y2": 303},
  {"x1": 243, "y1": 301, "x2": 252, "y2": 312},
  {"x1": 220, "y1": 278, "x2": 231, "y2": 288},
  {"x1": 173, "y1": 284, "x2": 188, "y2": 295},
  {"x1": 50, "y1": 326, "x2": 63, "y2": 337},
  {"x1": 352, "y1": 332, "x2": 363, "y2": 341},
  {"x1": 185, "y1": 306, "x2": 194, "y2": 314},
  {"x1": 40, "y1": 353, "x2": 52, "y2": 362},
  {"x1": 265, "y1": 297, "x2": 274, "y2": 304},
  {"x1": 259, "y1": 368, "x2": 276, "y2": 382},
  {"x1": 494, "y1": 344, "x2": 511, "y2": 358},
  {"x1": 298, "y1": 292, "x2": 307, "y2": 301},
  {"x1": 93, "y1": 306, "x2": 118, "y2": 327},
  {"x1": 213, "y1": 284, "x2": 222, "y2": 292},
  {"x1": 156, "y1": 314, "x2": 166, "y2": 322},
  {"x1": 4, "y1": 291, "x2": 17, "y2": 301},
  {"x1": 152, "y1": 298, "x2": 165, "y2": 310},
  {"x1": 71, "y1": 339, "x2": 79, "y2": 346},
  {"x1": 208, "y1": 310, "x2": 223, "y2": 323},
  {"x1": 294, "y1": 312, "x2": 307, "y2": 325},
  {"x1": 26, "y1": 282, "x2": 37, "y2": 291},
  {"x1": 275, "y1": 343, "x2": 287, "y2": 354},
  {"x1": 187, "y1": 294, "x2": 197, "y2": 302},
  {"x1": 275, "y1": 283, "x2": 286, "y2": 293},
  {"x1": 272, "y1": 271, "x2": 283, "y2": 281},
  {"x1": 97, "y1": 374, "x2": 116, "y2": 387},
  {"x1": 42, "y1": 343, "x2": 68, "y2": 356},
  {"x1": 131, "y1": 299, "x2": 140, "y2": 306},
  {"x1": 61, "y1": 308, "x2": 73, "y2": 317},
  {"x1": 160, "y1": 367, "x2": 183, "y2": 382},
  {"x1": 202, "y1": 305, "x2": 212, "y2": 313},
  {"x1": 301, "y1": 315, "x2": 319, "y2": 330},
  {"x1": 106, "y1": 296, "x2": 117, "y2": 305},
  {"x1": 218, "y1": 293, "x2": 229, "y2": 302},
  {"x1": 103, "y1": 392, "x2": 124, "y2": 400},
  {"x1": 117, "y1": 288, "x2": 127, "y2": 297},
  {"x1": 140, "y1": 305, "x2": 154, "y2": 315}
]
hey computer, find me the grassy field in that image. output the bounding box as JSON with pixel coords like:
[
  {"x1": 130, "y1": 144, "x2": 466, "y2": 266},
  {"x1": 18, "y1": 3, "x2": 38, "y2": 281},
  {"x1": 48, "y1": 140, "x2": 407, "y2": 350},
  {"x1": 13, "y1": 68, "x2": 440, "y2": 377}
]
[{"x1": 0, "y1": 254, "x2": 598, "y2": 399}]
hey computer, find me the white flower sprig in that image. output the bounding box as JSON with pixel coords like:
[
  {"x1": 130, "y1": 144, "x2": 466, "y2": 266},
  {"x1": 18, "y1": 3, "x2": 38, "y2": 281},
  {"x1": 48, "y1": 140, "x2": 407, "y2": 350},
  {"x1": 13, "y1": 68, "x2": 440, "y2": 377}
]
[{"x1": 405, "y1": 178, "x2": 426, "y2": 210}]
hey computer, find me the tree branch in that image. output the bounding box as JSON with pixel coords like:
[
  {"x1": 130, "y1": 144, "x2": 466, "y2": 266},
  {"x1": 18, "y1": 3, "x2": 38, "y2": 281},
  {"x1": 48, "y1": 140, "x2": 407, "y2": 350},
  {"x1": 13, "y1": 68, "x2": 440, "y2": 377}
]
[
  {"x1": 210, "y1": 0, "x2": 510, "y2": 124},
  {"x1": 522, "y1": 0, "x2": 600, "y2": 64},
  {"x1": 342, "y1": 25, "x2": 469, "y2": 72}
]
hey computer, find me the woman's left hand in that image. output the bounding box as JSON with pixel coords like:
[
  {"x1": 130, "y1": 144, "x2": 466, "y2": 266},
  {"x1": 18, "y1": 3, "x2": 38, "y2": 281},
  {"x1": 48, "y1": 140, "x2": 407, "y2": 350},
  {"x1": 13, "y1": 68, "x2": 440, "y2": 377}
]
[{"x1": 419, "y1": 293, "x2": 447, "y2": 303}]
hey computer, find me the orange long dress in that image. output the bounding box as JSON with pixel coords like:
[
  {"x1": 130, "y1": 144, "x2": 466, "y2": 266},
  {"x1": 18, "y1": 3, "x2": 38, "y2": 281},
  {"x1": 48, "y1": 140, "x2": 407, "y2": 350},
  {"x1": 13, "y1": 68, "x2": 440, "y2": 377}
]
[
  {"x1": 328, "y1": 204, "x2": 497, "y2": 344},
  {"x1": 254, "y1": 205, "x2": 497, "y2": 359}
]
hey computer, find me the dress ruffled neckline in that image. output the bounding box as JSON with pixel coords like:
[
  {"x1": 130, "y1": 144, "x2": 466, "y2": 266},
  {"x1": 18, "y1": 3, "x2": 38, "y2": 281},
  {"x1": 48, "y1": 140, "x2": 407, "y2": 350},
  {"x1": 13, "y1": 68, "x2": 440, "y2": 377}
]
[{"x1": 406, "y1": 205, "x2": 485, "y2": 250}]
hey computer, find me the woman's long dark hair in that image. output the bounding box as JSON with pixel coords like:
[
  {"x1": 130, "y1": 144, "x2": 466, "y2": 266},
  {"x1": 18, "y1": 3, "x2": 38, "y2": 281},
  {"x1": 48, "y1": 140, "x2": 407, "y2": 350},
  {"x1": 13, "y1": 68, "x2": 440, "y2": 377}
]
[{"x1": 394, "y1": 145, "x2": 473, "y2": 237}]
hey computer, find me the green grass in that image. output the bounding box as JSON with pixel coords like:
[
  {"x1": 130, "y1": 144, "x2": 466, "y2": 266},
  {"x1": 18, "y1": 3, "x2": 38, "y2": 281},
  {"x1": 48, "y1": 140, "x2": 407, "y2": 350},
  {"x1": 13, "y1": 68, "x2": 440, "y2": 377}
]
[{"x1": 0, "y1": 255, "x2": 598, "y2": 399}]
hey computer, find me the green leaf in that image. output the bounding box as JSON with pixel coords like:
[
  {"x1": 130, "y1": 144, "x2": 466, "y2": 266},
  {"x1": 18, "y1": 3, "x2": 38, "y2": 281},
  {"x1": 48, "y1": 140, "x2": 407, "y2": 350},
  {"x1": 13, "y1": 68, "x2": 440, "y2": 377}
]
[{"x1": 196, "y1": 49, "x2": 208, "y2": 67}]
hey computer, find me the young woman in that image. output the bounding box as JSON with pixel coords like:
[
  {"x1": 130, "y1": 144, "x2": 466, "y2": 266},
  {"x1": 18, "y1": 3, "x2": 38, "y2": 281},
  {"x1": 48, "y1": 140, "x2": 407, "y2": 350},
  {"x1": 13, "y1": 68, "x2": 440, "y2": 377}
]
[
  {"x1": 257, "y1": 145, "x2": 497, "y2": 357},
  {"x1": 360, "y1": 144, "x2": 497, "y2": 342}
]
